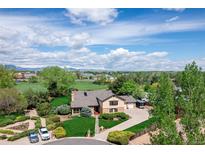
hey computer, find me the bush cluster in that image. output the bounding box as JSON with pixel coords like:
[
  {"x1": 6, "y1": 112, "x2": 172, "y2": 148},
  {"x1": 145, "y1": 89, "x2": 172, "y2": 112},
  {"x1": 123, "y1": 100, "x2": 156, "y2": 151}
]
[
  {"x1": 107, "y1": 131, "x2": 135, "y2": 145},
  {"x1": 0, "y1": 135, "x2": 7, "y2": 140},
  {"x1": 34, "y1": 117, "x2": 41, "y2": 129},
  {"x1": 36, "y1": 102, "x2": 51, "y2": 116},
  {"x1": 47, "y1": 122, "x2": 63, "y2": 131},
  {"x1": 53, "y1": 127, "x2": 66, "y2": 139},
  {"x1": 46, "y1": 115, "x2": 62, "y2": 131},
  {"x1": 55, "y1": 105, "x2": 71, "y2": 115},
  {"x1": 0, "y1": 129, "x2": 15, "y2": 135},
  {"x1": 99, "y1": 112, "x2": 129, "y2": 120},
  {"x1": 80, "y1": 107, "x2": 92, "y2": 117},
  {"x1": 0, "y1": 115, "x2": 30, "y2": 127}
]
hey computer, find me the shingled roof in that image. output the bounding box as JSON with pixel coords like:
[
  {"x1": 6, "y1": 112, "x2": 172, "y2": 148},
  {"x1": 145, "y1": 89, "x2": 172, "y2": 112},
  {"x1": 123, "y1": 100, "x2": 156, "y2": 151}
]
[{"x1": 71, "y1": 90, "x2": 136, "y2": 108}]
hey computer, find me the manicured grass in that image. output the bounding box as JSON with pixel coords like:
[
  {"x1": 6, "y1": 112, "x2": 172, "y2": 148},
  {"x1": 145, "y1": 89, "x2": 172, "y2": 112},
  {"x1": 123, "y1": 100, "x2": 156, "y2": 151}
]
[
  {"x1": 124, "y1": 117, "x2": 157, "y2": 133},
  {"x1": 51, "y1": 96, "x2": 71, "y2": 108},
  {"x1": 71, "y1": 80, "x2": 108, "y2": 91},
  {"x1": 63, "y1": 116, "x2": 95, "y2": 137},
  {"x1": 99, "y1": 119, "x2": 127, "y2": 129},
  {"x1": 15, "y1": 82, "x2": 47, "y2": 93}
]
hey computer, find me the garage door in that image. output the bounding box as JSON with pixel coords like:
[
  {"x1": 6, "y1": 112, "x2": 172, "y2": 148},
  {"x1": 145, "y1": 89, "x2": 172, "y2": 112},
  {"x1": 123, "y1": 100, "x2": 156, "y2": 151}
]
[{"x1": 127, "y1": 103, "x2": 134, "y2": 109}]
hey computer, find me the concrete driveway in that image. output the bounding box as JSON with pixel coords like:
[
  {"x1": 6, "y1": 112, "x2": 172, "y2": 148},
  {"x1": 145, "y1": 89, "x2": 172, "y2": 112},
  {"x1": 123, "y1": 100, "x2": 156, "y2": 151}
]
[{"x1": 94, "y1": 108, "x2": 149, "y2": 141}]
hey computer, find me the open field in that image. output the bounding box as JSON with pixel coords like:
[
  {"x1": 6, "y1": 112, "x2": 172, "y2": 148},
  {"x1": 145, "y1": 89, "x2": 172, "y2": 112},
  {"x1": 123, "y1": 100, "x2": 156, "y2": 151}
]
[
  {"x1": 71, "y1": 80, "x2": 108, "y2": 91},
  {"x1": 63, "y1": 116, "x2": 95, "y2": 137},
  {"x1": 15, "y1": 82, "x2": 47, "y2": 93}
]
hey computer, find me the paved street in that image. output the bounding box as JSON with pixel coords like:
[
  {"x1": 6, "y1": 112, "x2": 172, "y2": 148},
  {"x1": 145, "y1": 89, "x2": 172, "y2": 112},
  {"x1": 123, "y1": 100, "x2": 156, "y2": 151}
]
[
  {"x1": 45, "y1": 138, "x2": 111, "y2": 145},
  {"x1": 94, "y1": 108, "x2": 149, "y2": 141}
]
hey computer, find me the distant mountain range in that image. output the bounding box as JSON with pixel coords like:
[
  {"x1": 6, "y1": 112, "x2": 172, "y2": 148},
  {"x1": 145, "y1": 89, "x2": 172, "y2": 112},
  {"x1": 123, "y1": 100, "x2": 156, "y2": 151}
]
[{"x1": 4, "y1": 64, "x2": 107, "y2": 72}]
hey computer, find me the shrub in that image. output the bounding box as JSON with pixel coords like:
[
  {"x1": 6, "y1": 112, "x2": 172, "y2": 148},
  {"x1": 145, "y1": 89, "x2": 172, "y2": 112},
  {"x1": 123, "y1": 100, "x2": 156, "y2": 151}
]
[
  {"x1": 14, "y1": 116, "x2": 30, "y2": 122},
  {"x1": 56, "y1": 105, "x2": 71, "y2": 115},
  {"x1": 99, "y1": 112, "x2": 129, "y2": 120},
  {"x1": 47, "y1": 122, "x2": 63, "y2": 131},
  {"x1": 36, "y1": 102, "x2": 51, "y2": 116},
  {"x1": 107, "y1": 131, "x2": 135, "y2": 145},
  {"x1": 7, "y1": 129, "x2": 37, "y2": 141},
  {"x1": 80, "y1": 107, "x2": 92, "y2": 117},
  {"x1": 46, "y1": 115, "x2": 60, "y2": 125},
  {"x1": 0, "y1": 118, "x2": 14, "y2": 127},
  {"x1": 35, "y1": 118, "x2": 41, "y2": 129},
  {"x1": 0, "y1": 129, "x2": 15, "y2": 135},
  {"x1": 30, "y1": 116, "x2": 39, "y2": 120},
  {"x1": 0, "y1": 135, "x2": 7, "y2": 140},
  {"x1": 53, "y1": 127, "x2": 66, "y2": 139}
]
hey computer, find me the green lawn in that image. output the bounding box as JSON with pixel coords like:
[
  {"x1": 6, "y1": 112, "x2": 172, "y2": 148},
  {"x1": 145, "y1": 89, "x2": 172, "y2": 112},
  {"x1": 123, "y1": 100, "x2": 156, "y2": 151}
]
[
  {"x1": 124, "y1": 117, "x2": 157, "y2": 133},
  {"x1": 63, "y1": 116, "x2": 95, "y2": 137},
  {"x1": 99, "y1": 119, "x2": 127, "y2": 129},
  {"x1": 51, "y1": 96, "x2": 71, "y2": 108},
  {"x1": 71, "y1": 80, "x2": 108, "y2": 91},
  {"x1": 15, "y1": 82, "x2": 47, "y2": 93}
]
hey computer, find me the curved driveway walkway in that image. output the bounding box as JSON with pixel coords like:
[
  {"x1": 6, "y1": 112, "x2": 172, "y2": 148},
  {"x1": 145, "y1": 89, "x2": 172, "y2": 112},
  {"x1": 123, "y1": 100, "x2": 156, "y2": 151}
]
[
  {"x1": 94, "y1": 108, "x2": 149, "y2": 141},
  {"x1": 45, "y1": 138, "x2": 111, "y2": 145}
]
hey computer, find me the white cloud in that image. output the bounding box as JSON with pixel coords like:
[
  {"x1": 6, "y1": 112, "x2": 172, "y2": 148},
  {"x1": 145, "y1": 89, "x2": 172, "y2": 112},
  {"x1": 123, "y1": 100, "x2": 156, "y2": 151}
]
[
  {"x1": 166, "y1": 16, "x2": 179, "y2": 22},
  {"x1": 1, "y1": 12, "x2": 205, "y2": 71},
  {"x1": 65, "y1": 8, "x2": 118, "y2": 25},
  {"x1": 162, "y1": 8, "x2": 186, "y2": 12}
]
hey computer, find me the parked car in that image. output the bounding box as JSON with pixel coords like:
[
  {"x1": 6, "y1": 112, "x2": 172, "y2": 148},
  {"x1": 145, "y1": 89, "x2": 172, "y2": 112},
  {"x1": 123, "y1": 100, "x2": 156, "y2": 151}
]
[
  {"x1": 39, "y1": 127, "x2": 50, "y2": 141},
  {"x1": 28, "y1": 131, "x2": 39, "y2": 143}
]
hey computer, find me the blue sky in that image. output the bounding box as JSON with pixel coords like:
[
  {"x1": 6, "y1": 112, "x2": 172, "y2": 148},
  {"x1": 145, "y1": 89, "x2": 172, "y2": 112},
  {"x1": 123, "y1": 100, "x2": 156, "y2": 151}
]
[{"x1": 0, "y1": 8, "x2": 205, "y2": 71}]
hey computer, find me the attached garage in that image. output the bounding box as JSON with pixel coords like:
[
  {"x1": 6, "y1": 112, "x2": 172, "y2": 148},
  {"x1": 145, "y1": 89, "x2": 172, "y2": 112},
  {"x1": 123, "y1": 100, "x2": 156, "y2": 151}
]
[{"x1": 126, "y1": 102, "x2": 136, "y2": 109}]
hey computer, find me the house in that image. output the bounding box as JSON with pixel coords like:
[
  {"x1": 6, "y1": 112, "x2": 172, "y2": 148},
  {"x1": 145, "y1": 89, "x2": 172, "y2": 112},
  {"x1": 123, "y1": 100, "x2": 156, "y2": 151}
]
[{"x1": 70, "y1": 90, "x2": 136, "y2": 115}]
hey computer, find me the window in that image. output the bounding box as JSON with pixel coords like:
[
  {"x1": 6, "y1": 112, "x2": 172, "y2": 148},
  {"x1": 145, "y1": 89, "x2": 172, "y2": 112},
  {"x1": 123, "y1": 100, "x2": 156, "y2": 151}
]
[
  {"x1": 109, "y1": 101, "x2": 118, "y2": 106},
  {"x1": 73, "y1": 108, "x2": 80, "y2": 113},
  {"x1": 109, "y1": 108, "x2": 118, "y2": 113}
]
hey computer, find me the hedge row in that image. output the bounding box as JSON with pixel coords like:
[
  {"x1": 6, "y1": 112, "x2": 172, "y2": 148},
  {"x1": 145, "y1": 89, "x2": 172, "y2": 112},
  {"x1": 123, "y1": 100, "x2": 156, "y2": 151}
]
[
  {"x1": 99, "y1": 112, "x2": 129, "y2": 120},
  {"x1": 0, "y1": 115, "x2": 30, "y2": 127},
  {"x1": 7, "y1": 129, "x2": 37, "y2": 141},
  {"x1": 0, "y1": 129, "x2": 15, "y2": 135}
]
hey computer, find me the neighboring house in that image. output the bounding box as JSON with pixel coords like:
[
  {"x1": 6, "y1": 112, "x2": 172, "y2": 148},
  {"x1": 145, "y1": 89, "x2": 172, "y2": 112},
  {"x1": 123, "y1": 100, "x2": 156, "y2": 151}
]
[{"x1": 71, "y1": 90, "x2": 136, "y2": 115}]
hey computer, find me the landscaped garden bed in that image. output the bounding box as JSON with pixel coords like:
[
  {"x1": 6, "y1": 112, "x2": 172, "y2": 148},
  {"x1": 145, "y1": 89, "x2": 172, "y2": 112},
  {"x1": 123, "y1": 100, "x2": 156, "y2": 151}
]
[
  {"x1": 63, "y1": 116, "x2": 95, "y2": 137},
  {"x1": 99, "y1": 112, "x2": 129, "y2": 129},
  {"x1": 8, "y1": 122, "x2": 29, "y2": 131},
  {"x1": 0, "y1": 114, "x2": 30, "y2": 127}
]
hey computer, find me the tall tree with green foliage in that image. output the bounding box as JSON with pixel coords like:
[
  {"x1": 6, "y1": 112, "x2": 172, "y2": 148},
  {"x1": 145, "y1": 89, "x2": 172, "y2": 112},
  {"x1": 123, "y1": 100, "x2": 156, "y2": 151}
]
[
  {"x1": 151, "y1": 73, "x2": 182, "y2": 144},
  {"x1": 179, "y1": 61, "x2": 205, "y2": 144},
  {"x1": 0, "y1": 88, "x2": 28, "y2": 115},
  {"x1": 0, "y1": 65, "x2": 15, "y2": 88},
  {"x1": 39, "y1": 66, "x2": 75, "y2": 97}
]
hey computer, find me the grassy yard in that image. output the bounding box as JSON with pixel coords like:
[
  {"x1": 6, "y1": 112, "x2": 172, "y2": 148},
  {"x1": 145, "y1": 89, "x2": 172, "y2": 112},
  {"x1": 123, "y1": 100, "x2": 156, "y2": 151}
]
[
  {"x1": 63, "y1": 116, "x2": 95, "y2": 137},
  {"x1": 15, "y1": 82, "x2": 47, "y2": 93},
  {"x1": 124, "y1": 117, "x2": 157, "y2": 133},
  {"x1": 51, "y1": 96, "x2": 71, "y2": 108},
  {"x1": 99, "y1": 119, "x2": 127, "y2": 129},
  {"x1": 71, "y1": 80, "x2": 108, "y2": 91}
]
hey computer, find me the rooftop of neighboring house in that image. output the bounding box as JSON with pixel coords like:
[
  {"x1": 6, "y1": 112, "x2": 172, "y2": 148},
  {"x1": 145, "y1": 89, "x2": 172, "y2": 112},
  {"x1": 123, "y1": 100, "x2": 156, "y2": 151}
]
[{"x1": 71, "y1": 90, "x2": 136, "y2": 108}]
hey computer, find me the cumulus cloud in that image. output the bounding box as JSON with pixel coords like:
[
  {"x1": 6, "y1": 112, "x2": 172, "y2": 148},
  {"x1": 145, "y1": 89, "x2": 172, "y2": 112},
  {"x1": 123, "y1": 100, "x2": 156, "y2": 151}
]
[
  {"x1": 65, "y1": 8, "x2": 118, "y2": 25},
  {"x1": 0, "y1": 12, "x2": 205, "y2": 71}
]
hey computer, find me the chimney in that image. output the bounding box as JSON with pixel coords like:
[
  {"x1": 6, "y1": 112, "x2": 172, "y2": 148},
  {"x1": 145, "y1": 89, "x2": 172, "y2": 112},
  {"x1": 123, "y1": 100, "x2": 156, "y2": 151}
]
[
  {"x1": 84, "y1": 92, "x2": 87, "y2": 96},
  {"x1": 71, "y1": 90, "x2": 76, "y2": 101}
]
